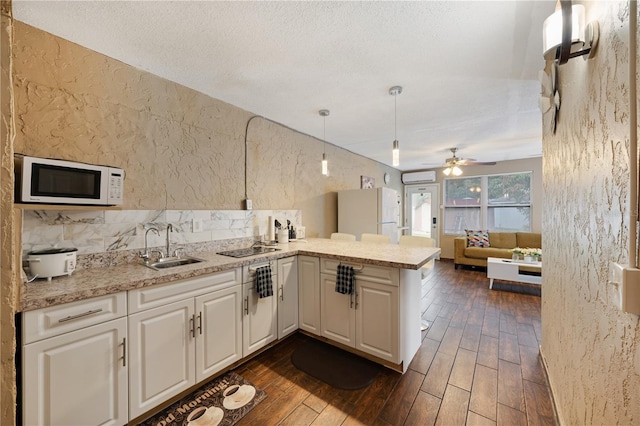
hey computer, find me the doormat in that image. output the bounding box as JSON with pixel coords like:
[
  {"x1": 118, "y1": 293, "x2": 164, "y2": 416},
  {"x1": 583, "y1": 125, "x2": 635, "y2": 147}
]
[
  {"x1": 291, "y1": 338, "x2": 381, "y2": 390},
  {"x1": 138, "y1": 372, "x2": 266, "y2": 426}
]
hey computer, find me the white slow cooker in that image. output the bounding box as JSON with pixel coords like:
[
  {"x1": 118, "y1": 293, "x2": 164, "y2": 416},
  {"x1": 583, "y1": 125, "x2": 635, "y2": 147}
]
[{"x1": 26, "y1": 248, "x2": 77, "y2": 281}]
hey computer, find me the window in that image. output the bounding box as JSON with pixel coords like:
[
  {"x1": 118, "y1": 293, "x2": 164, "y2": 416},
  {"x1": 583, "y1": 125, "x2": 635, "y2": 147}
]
[{"x1": 444, "y1": 172, "x2": 531, "y2": 234}]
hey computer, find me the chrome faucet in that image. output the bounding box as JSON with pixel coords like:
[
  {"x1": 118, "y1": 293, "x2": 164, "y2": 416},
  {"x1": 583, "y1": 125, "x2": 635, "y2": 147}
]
[
  {"x1": 141, "y1": 226, "x2": 160, "y2": 262},
  {"x1": 165, "y1": 224, "x2": 173, "y2": 259}
]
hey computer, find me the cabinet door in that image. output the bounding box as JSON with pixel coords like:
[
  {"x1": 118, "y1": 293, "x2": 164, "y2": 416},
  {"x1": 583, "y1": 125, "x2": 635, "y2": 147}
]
[
  {"x1": 195, "y1": 285, "x2": 242, "y2": 382},
  {"x1": 128, "y1": 299, "x2": 195, "y2": 419},
  {"x1": 242, "y1": 283, "x2": 277, "y2": 356},
  {"x1": 355, "y1": 279, "x2": 399, "y2": 363},
  {"x1": 298, "y1": 256, "x2": 320, "y2": 335},
  {"x1": 320, "y1": 273, "x2": 355, "y2": 347},
  {"x1": 22, "y1": 317, "x2": 127, "y2": 426},
  {"x1": 277, "y1": 257, "x2": 299, "y2": 339}
]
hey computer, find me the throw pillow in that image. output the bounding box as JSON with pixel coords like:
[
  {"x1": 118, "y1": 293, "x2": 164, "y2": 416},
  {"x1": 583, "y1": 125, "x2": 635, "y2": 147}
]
[{"x1": 465, "y1": 230, "x2": 490, "y2": 247}]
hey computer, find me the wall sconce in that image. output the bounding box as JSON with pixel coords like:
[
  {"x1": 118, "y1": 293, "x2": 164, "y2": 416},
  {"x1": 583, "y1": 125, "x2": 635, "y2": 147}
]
[{"x1": 543, "y1": 1, "x2": 599, "y2": 65}]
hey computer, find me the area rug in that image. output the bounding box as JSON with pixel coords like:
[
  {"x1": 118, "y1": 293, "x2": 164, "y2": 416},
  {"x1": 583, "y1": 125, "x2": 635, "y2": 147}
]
[
  {"x1": 291, "y1": 338, "x2": 381, "y2": 390},
  {"x1": 138, "y1": 372, "x2": 266, "y2": 426}
]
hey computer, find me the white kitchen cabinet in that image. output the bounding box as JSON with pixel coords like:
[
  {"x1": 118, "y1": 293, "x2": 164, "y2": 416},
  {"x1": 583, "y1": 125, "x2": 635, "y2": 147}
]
[
  {"x1": 320, "y1": 272, "x2": 356, "y2": 347},
  {"x1": 320, "y1": 259, "x2": 400, "y2": 363},
  {"x1": 195, "y1": 285, "x2": 243, "y2": 382},
  {"x1": 127, "y1": 269, "x2": 241, "y2": 419},
  {"x1": 277, "y1": 256, "x2": 298, "y2": 339},
  {"x1": 242, "y1": 260, "x2": 277, "y2": 356},
  {"x1": 355, "y1": 278, "x2": 398, "y2": 362},
  {"x1": 298, "y1": 255, "x2": 321, "y2": 335},
  {"x1": 23, "y1": 317, "x2": 128, "y2": 426},
  {"x1": 128, "y1": 298, "x2": 195, "y2": 419},
  {"x1": 22, "y1": 293, "x2": 128, "y2": 426}
]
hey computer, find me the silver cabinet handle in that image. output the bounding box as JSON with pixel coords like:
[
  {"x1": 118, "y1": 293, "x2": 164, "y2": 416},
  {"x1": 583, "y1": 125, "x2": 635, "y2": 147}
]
[
  {"x1": 279, "y1": 285, "x2": 284, "y2": 301},
  {"x1": 189, "y1": 315, "x2": 195, "y2": 338},
  {"x1": 121, "y1": 338, "x2": 126, "y2": 367},
  {"x1": 58, "y1": 308, "x2": 103, "y2": 323},
  {"x1": 197, "y1": 312, "x2": 202, "y2": 335},
  {"x1": 350, "y1": 293, "x2": 354, "y2": 308},
  {"x1": 355, "y1": 291, "x2": 359, "y2": 310},
  {"x1": 244, "y1": 297, "x2": 249, "y2": 315}
]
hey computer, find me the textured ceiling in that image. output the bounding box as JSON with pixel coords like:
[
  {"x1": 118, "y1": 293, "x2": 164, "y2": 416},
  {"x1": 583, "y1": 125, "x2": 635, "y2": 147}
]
[{"x1": 12, "y1": 0, "x2": 555, "y2": 171}]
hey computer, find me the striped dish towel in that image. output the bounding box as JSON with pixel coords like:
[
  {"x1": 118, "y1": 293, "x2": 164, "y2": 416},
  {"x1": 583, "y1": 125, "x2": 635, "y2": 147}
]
[
  {"x1": 255, "y1": 265, "x2": 273, "y2": 298},
  {"x1": 335, "y1": 264, "x2": 355, "y2": 295}
]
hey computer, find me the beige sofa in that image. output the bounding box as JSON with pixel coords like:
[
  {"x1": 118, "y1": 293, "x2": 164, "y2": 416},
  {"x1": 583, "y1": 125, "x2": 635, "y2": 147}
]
[{"x1": 454, "y1": 232, "x2": 541, "y2": 269}]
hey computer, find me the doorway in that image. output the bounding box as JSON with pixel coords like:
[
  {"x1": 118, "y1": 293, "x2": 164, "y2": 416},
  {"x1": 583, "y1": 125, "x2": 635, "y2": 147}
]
[{"x1": 404, "y1": 184, "x2": 439, "y2": 248}]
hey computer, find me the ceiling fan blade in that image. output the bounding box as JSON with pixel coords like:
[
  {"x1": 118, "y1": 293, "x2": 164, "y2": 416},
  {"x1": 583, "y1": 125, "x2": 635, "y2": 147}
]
[{"x1": 464, "y1": 161, "x2": 497, "y2": 166}]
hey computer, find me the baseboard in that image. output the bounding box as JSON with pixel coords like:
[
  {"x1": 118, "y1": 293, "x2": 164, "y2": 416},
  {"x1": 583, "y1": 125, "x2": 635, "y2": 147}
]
[{"x1": 539, "y1": 345, "x2": 564, "y2": 426}]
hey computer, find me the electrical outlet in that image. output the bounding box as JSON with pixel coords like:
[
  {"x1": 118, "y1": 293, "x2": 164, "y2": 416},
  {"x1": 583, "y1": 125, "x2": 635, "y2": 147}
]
[
  {"x1": 245, "y1": 199, "x2": 253, "y2": 210},
  {"x1": 192, "y1": 218, "x2": 203, "y2": 233},
  {"x1": 610, "y1": 262, "x2": 640, "y2": 315}
]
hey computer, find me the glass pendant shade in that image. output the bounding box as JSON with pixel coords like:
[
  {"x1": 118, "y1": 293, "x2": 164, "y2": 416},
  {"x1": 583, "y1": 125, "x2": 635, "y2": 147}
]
[
  {"x1": 321, "y1": 153, "x2": 328, "y2": 176},
  {"x1": 392, "y1": 140, "x2": 399, "y2": 167}
]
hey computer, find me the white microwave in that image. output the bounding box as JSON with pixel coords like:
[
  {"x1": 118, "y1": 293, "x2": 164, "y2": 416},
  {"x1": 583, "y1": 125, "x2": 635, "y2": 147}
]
[{"x1": 15, "y1": 155, "x2": 124, "y2": 206}]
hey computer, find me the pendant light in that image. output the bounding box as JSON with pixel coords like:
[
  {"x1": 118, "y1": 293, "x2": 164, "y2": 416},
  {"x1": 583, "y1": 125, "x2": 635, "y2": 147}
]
[
  {"x1": 319, "y1": 109, "x2": 330, "y2": 176},
  {"x1": 389, "y1": 86, "x2": 402, "y2": 167}
]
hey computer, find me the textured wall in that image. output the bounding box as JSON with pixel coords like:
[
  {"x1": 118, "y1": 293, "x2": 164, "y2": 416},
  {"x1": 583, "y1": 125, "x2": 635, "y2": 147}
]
[
  {"x1": 0, "y1": 1, "x2": 17, "y2": 424},
  {"x1": 11, "y1": 21, "x2": 401, "y2": 238},
  {"x1": 541, "y1": 1, "x2": 640, "y2": 424}
]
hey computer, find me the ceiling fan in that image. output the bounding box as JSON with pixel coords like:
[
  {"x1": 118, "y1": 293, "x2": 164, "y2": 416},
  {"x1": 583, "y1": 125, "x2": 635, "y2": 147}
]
[{"x1": 441, "y1": 148, "x2": 496, "y2": 176}]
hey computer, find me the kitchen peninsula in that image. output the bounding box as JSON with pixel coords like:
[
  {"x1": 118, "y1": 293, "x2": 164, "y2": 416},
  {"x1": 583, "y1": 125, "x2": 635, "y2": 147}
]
[
  {"x1": 20, "y1": 238, "x2": 439, "y2": 312},
  {"x1": 19, "y1": 238, "x2": 440, "y2": 425}
]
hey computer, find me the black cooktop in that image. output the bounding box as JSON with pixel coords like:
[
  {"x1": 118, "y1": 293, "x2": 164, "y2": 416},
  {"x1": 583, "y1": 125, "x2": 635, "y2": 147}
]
[{"x1": 217, "y1": 246, "x2": 280, "y2": 258}]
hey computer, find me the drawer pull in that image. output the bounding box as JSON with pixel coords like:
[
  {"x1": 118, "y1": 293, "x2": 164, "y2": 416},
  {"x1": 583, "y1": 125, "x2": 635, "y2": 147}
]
[
  {"x1": 279, "y1": 285, "x2": 284, "y2": 301},
  {"x1": 249, "y1": 263, "x2": 270, "y2": 272},
  {"x1": 58, "y1": 308, "x2": 103, "y2": 323},
  {"x1": 339, "y1": 262, "x2": 364, "y2": 272},
  {"x1": 190, "y1": 315, "x2": 196, "y2": 338},
  {"x1": 197, "y1": 312, "x2": 203, "y2": 335},
  {"x1": 244, "y1": 297, "x2": 249, "y2": 315}
]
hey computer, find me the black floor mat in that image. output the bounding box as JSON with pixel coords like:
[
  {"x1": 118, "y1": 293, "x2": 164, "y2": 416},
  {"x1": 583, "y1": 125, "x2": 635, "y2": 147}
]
[{"x1": 291, "y1": 338, "x2": 381, "y2": 390}]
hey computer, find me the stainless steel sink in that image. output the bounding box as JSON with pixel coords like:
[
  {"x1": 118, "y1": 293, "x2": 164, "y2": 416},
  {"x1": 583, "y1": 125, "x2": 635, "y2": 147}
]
[{"x1": 144, "y1": 256, "x2": 206, "y2": 271}]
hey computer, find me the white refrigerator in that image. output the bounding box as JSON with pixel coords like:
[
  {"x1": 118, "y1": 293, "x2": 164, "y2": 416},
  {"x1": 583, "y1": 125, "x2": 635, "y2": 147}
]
[{"x1": 337, "y1": 187, "x2": 400, "y2": 243}]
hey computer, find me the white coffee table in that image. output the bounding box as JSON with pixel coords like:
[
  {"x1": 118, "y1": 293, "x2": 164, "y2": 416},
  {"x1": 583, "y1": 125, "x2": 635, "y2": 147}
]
[{"x1": 487, "y1": 257, "x2": 542, "y2": 289}]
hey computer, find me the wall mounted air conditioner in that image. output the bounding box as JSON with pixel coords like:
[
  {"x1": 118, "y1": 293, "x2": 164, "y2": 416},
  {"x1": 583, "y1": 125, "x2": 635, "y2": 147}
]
[{"x1": 401, "y1": 170, "x2": 437, "y2": 184}]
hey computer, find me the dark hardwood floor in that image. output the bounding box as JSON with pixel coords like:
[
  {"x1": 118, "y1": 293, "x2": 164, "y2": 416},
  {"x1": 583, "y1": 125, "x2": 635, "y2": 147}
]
[{"x1": 234, "y1": 260, "x2": 557, "y2": 426}]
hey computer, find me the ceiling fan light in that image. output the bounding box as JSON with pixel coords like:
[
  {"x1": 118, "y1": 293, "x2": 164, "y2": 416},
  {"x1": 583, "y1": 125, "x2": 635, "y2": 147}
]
[
  {"x1": 443, "y1": 167, "x2": 452, "y2": 176},
  {"x1": 452, "y1": 166, "x2": 463, "y2": 176}
]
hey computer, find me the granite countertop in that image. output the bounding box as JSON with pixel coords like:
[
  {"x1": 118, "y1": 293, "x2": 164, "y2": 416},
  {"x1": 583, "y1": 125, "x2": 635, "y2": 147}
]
[{"x1": 20, "y1": 238, "x2": 441, "y2": 312}]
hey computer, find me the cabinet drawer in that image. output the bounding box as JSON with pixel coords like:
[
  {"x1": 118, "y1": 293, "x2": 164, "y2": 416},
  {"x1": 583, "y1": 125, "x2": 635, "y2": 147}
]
[
  {"x1": 242, "y1": 260, "x2": 277, "y2": 284},
  {"x1": 23, "y1": 292, "x2": 127, "y2": 344},
  {"x1": 129, "y1": 268, "x2": 241, "y2": 314},
  {"x1": 320, "y1": 258, "x2": 399, "y2": 287}
]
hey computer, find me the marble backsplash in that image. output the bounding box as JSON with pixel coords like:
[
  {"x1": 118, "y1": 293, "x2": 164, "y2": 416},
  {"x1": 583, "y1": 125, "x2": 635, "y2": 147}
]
[{"x1": 22, "y1": 209, "x2": 301, "y2": 269}]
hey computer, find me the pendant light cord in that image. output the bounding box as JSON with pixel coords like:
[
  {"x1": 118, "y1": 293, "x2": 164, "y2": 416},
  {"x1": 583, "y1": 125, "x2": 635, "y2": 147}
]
[
  {"x1": 394, "y1": 93, "x2": 397, "y2": 140},
  {"x1": 323, "y1": 114, "x2": 326, "y2": 155}
]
